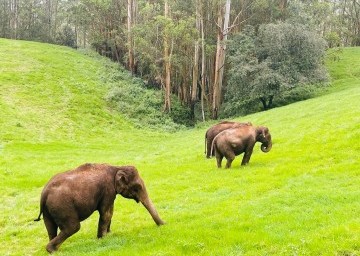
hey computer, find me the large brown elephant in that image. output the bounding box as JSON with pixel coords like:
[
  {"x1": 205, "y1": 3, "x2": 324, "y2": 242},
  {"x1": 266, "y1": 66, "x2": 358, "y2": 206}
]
[
  {"x1": 204, "y1": 121, "x2": 252, "y2": 158},
  {"x1": 211, "y1": 125, "x2": 272, "y2": 168},
  {"x1": 34, "y1": 163, "x2": 164, "y2": 253}
]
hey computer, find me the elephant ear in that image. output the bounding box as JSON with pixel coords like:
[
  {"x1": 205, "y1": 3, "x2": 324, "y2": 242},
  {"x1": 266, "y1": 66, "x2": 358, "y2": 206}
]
[
  {"x1": 115, "y1": 166, "x2": 138, "y2": 194},
  {"x1": 115, "y1": 170, "x2": 128, "y2": 194},
  {"x1": 256, "y1": 126, "x2": 263, "y2": 138}
]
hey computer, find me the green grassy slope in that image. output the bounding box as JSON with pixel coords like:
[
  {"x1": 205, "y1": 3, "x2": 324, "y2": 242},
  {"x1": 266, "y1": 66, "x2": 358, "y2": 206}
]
[
  {"x1": 0, "y1": 39, "x2": 133, "y2": 143},
  {"x1": 0, "y1": 39, "x2": 359, "y2": 255}
]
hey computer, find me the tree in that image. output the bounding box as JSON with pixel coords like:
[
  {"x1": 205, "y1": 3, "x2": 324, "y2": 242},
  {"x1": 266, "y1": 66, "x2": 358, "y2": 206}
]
[
  {"x1": 211, "y1": 0, "x2": 258, "y2": 119},
  {"x1": 212, "y1": 0, "x2": 231, "y2": 120},
  {"x1": 127, "y1": 0, "x2": 135, "y2": 73},
  {"x1": 190, "y1": 0, "x2": 201, "y2": 120},
  {"x1": 163, "y1": 0, "x2": 172, "y2": 112},
  {"x1": 199, "y1": 1, "x2": 206, "y2": 122},
  {"x1": 55, "y1": 24, "x2": 77, "y2": 47},
  {"x1": 224, "y1": 23, "x2": 328, "y2": 116}
]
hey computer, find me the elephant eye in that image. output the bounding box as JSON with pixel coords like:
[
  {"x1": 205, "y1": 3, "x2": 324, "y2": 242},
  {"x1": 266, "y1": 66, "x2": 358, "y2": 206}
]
[{"x1": 133, "y1": 185, "x2": 141, "y2": 193}]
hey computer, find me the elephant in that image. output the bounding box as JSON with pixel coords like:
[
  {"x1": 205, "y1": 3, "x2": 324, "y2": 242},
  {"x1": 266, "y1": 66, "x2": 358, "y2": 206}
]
[
  {"x1": 34, "y1": 163, "x2": 164, "y2": 253},
  {"x1": 204, "y1": 121, "x2": 252, "y2": 158},
  {"x1": 211, "y1": 125, "x2": 272, "y2": 168}
]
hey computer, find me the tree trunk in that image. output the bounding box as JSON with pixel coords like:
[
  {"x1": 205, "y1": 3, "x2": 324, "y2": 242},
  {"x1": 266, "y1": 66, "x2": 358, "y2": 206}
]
[
  {"x1": 278, "y1": 0, "x2": 288, "y2": 20},
  {"x1": 212, "y1": 0, "x2": 231, "y2": 119},
  {"x1": 127, "y1": 0, "x2": 135, "y2": 74},
  {"x1": 352, "y1": 0, "x2": 360, "y2": 46},
  {"x1": 200, "y1": 7, "x2": 206, "y2": 122},
  {"x1": 10, "y1": 0, "x2": 18, "y2": 39},
  {"x1": 163, "y1": 0, "x2": 171, "y2": 112},
  {"x1": 53, "y1": 0, "x2": 58, "y2": 40},
  {"x1": 260, "y1": 95, "x2": 274, "y2": 110},
  {"x1": 46, "y1": 0, "x2": 52, "y2": 40},
  {"x1": 191, "y1": 0, "x2": 201, "y2": 120}
]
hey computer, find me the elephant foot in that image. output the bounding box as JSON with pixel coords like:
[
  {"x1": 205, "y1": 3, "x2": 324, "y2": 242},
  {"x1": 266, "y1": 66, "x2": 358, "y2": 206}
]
[
  {"x1": 46, "y1": 243, "x2": 57, "y2": 253},
  {"x1": 97, "y1": 230, "x2": 109, "y2": 238}
]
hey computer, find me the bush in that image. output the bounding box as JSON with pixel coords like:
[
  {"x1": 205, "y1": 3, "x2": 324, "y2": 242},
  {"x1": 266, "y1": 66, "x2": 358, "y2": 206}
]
[
  {"x1": 55, "y1": 25, "x2": 77, "y2": 48},
  {"x1": 101, "y1": 66, "x2": 187, "y2": 131}
]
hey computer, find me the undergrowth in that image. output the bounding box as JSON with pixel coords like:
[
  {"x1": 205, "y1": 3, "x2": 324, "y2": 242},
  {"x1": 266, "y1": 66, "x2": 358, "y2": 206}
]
[{"x1": 80, "y1": 49, "x2": 191, "y2": 131}]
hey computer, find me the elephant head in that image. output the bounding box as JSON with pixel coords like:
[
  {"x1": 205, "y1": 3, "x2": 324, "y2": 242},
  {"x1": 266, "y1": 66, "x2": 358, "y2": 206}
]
[
  {"x1": 115, "y1": 166, "x2": 165, "y2": 226},
  {"x1": 256, "y1": 126, "x2": 272, "y2": 153}
]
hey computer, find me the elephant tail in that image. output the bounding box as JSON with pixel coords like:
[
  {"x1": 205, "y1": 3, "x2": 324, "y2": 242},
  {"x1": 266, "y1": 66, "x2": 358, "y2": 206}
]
[
  {"x1": 211, "y1": 131, "x2": 224, "y2": 157},
  {"x1": 34, "y1": 193, "x2": 45, "y2": 221},
  {"x1": 34, "y1": 212, "x2": 42, "y2": 222},
  {"x1": 210, "y1": 134, "x2": 217, "y2": 157}
]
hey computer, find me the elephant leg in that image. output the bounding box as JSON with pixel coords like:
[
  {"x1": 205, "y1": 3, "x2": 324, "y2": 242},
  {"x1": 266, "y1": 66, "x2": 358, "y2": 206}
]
[
  {"x1": 206, "y1": 140, "x2": 212, "y2": 158},
  {"x1": 107, "y1": 220, "x2": 112, "y2": 233},
  {"x1": 97, "y1": 204, "x2": 114, "y2": 238},
  {"x1": 214, "y1": 146, "x2": 223, "y2": 168},
  {"x1": 43, "y1": 211, "x2": 58, "y2": 241},
  {"x1": 215, "y1": 150, "x2": 223, "y2": 168},
  {"x1": 46, "y1": 220, "x2": 81, "y2": 253},
  {"x1": 241, "y1": 148, "x2": 253, "y2": 165},
  {"x1": 225, "y1": 153, "x2": 235, "y2": 169},
  {"x1": 216, "y1": 155, "x2": 223, "y2": 168}
]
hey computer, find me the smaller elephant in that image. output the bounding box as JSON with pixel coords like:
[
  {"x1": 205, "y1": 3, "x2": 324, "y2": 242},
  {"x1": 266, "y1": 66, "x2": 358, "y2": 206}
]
[
  {"x1": 34, "y1": 163, "x2": 164, "y2": 253},
  {"x1": 211, "y1": 125, "x2": 272, "y2": 168},
  {"x1": 204, "y1": 121, "x2": 252, "y2": 158}
]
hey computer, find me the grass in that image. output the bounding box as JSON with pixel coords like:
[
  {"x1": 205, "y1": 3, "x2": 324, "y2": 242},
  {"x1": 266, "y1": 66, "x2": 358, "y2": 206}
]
[{"x1": 0, "y1": 38, "x2": 359, "y2": 255}]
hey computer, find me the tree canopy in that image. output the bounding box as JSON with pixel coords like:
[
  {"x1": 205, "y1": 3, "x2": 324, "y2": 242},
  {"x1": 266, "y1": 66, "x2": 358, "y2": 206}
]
[{"x1": 223, "y1": 23, "x2": 328, "y2": 116}]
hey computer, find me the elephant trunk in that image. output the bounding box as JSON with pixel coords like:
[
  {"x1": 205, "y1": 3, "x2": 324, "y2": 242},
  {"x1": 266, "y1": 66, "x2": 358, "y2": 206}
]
[
  {"x1": 261, "y1": 141, "x2": 272, "y2": 153},
  {"x1": 141, "y1": 197, "x2": 165, "y2": 226}
]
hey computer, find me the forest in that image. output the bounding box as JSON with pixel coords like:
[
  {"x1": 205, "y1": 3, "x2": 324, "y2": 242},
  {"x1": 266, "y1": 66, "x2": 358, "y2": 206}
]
[{"x1": 1, "y1": 0, "x2": 359, "y2": 123}]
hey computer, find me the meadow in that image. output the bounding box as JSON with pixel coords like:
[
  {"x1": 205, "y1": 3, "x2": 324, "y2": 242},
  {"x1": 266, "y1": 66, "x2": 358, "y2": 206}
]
[{"x1": 0, "y1": 38, "x2": 359, "y2": 255}]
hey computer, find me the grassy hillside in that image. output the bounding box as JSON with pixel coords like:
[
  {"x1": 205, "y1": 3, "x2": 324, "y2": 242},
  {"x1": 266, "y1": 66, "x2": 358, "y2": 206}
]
[
  {"x1": 0, "y1": 39, "x2": 132, "y2": 142},
  {"x1": 0, "y1": 39, "x2": 359, "y2": 255}
]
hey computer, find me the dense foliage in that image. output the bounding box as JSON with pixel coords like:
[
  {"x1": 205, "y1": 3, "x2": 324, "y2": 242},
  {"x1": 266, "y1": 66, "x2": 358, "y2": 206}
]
[
  {"x1": 1, "y1": 0, "x2": 359, "y2": 121},
  {"x1": 81, "y1": 49, "x2": 192, "y2": 130},
  {"x1": 222, "y1": 23, "x2": 328, "y2": 117}
]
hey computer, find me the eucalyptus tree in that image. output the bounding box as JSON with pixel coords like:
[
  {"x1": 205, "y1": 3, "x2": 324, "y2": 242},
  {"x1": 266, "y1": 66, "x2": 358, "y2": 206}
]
[
  {"x1": 191, "y1": 0, "x2": 201, "y2": 119},
  {"x1": 212, "y1": 0, "x2": 231, "y2": 119},
  {"x1": 163, "y1": 0, "x2": 171, "y2": 112},
  {"x1": 127, "y1": 0, "x2": 136, "y2": 74},
  {"x1": 132, "y1": 0, "x2": 198, "y2": 112}
]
